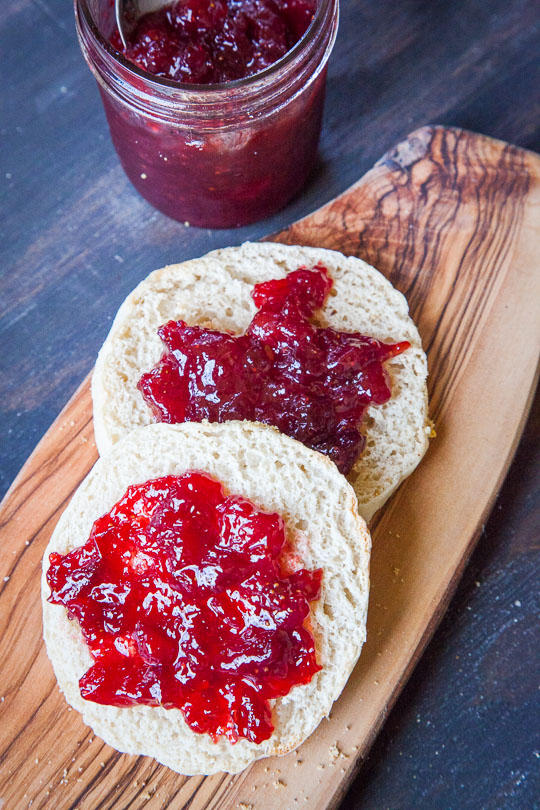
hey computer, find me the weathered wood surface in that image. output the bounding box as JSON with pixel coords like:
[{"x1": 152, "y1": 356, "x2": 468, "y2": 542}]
[{"x1": 0, "y1": 125, "x2": 539, "y2": 809}]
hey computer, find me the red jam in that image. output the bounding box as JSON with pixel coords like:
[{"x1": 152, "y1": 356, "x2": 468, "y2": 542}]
[
  {"x1": 110, "y1": 0, "x2": 316, "y2": 83},
  {"x1": 138, "y1": 265, "x2": 410, "y2": 475},
  {"x1": 46, "y1": 472, "x2": 322, "y2": 743},
  {"x1": 77, "y1": 0, "x2": 336, "y2": 227}
]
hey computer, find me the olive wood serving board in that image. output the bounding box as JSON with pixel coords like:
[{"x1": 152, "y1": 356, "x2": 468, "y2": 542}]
[{"x1": 1, "y1": 126, "x2": 539, "y2": 810}]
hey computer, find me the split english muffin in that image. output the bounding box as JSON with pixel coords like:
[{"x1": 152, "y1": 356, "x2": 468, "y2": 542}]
[
  {"x1": 92, "y1": 242, "x2": 430, "y2": 521},
  {"x1": 42, "y1": 421, "x2": 370, "y2": 774}
]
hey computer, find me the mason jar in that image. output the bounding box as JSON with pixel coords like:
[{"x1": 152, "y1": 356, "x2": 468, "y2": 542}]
[{"x1": 74, "y1": 0, "x2": 339, "y2": 228}]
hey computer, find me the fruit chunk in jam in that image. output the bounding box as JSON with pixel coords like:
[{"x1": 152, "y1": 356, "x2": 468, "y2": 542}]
[
  {"x1": 46, "y1": 472, "x2": 322, "y2": 743},
  {"x1": 110, "y1": 0, "x2": 317, "y2": 83},
  {"x1": 138, "y1": 265, "x2": 410, "y2": 475}
]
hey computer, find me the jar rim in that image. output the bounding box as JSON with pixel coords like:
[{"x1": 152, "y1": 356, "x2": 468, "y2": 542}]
[{"x1": 75, "y1": 0, "x2": 333, "y2": 93}]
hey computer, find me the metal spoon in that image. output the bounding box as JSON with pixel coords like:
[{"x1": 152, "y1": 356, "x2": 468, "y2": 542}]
[{"x1": 115, "y1": 0, "x2": 170, "y2": 48}]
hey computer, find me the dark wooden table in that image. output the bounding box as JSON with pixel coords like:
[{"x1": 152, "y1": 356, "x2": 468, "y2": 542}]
[{"x1": 1, "y1": 1, "x2": 539, "y2": 807}]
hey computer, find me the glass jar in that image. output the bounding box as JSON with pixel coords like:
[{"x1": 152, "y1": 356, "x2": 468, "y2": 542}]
[{"x1": 74, "y1": 0, "x2": 339, "y2": 228}]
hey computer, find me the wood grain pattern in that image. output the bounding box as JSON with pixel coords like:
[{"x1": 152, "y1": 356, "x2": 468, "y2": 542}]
[{"x1": 0, "y1": 126, "x2": 539, "y2": 810}]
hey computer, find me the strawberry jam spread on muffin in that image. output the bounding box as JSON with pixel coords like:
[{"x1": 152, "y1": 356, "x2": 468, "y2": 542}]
[
  {"x1": 46, "y1": 471, "x2": 322, "y2": 743},
  {"x1": 138, "y1": 264, "x2": 410, "y2": 475}
]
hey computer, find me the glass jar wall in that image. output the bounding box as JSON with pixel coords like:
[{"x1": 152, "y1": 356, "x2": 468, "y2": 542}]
[{"x1": 74, "y1": 0, "x2": 338, "y2": 227}]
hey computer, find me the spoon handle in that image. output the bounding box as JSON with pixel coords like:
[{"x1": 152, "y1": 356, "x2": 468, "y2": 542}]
[{"x1": 116, "y1": 0, "x2": 161, "y2": 48}]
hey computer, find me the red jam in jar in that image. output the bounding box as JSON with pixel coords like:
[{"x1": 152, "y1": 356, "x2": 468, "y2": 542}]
[
  {"x1": 110, "y1": 0, "x2": 317, "y2": 84},
  {"x1": 138, "y1": 264, "x2": 410, "y2": 475},
  {"x1": 74, "y1": 0, "x2": 338, "y2": 227},
  {"x1": 46, "y1": 472, "x2": 322, "y2": 743}
]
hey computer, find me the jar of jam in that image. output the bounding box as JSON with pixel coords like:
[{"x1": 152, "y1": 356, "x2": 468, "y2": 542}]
[{"x1": 74, "y1": 0, "x2": 339, "y2": 227}]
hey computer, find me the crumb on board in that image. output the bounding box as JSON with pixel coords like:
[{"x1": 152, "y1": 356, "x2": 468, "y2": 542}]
[
  {"x1": 329, "y1": 743, "x2": 349, "y2": 761},
  {"x1": 238, "y1": 803, "x2": 253, "y2": 810}
]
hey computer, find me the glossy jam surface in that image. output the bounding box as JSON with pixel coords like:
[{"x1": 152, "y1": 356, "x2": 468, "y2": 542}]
[
  {"x1": 47, "y1": 472, "x2": 322, "y2": 743},
  {"x1": 139, "y1": 265, "x2": 410, "y2": 475},
  {"x1": 111, "y1": 0, "x2": 316, "y2": 83}
]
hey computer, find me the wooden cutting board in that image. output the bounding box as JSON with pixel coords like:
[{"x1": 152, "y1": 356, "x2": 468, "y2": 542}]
[{"x1": 1, "y1": 126, "x2": 539, "y2": 810}]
